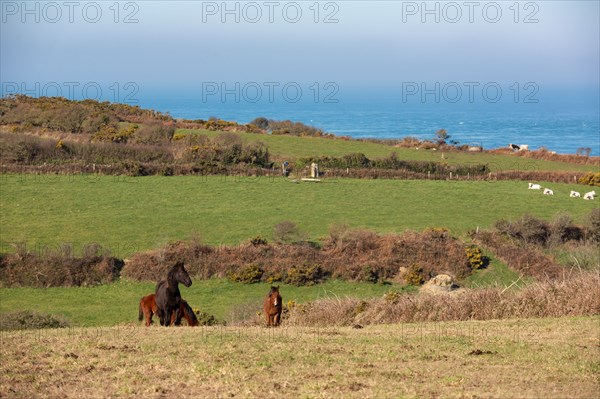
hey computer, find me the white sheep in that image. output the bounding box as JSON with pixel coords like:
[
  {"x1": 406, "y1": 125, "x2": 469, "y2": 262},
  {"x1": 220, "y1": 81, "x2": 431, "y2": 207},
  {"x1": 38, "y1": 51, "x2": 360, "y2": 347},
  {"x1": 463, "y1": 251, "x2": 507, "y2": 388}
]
[
  {"x1": 543, "y1": 188, "x2": 554, "y2": 195},
  {"x1": 584, "y1": 190, "x2": 596, "y2": 200},
  {"x1": 528, "y1": 183, "x2": 542, "y2": 190},
  {"x1": 570, "y1": 191, "x2": 581, "y2": 198}
]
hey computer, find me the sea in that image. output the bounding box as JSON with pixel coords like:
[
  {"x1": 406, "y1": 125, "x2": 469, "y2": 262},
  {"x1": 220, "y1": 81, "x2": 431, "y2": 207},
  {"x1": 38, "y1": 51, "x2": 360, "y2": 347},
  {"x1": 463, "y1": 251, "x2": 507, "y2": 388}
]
[
  {"x1": 44, "y1": 85, "x2": 600, "y2": 156},
  {"x1": 132, "y1": 85, "x2": 599, "y2": 156}
]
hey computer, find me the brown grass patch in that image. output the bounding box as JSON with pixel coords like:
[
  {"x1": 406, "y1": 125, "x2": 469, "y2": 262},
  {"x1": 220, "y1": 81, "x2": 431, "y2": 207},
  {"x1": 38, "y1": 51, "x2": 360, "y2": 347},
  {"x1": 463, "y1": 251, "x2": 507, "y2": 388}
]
[
  {"x1": 0, "y1": 317, "x2": 597, "y2": 398},
  {"x1": 285, "y1": 272, "x2": 600, "y2": 326}
]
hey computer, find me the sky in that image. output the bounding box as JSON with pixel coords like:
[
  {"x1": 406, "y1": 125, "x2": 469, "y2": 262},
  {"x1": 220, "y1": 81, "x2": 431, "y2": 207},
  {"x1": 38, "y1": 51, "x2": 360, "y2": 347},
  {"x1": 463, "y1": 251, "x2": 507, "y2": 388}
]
[{"x1": 1, "y1": 0, "x2": 599, "y2": 100}]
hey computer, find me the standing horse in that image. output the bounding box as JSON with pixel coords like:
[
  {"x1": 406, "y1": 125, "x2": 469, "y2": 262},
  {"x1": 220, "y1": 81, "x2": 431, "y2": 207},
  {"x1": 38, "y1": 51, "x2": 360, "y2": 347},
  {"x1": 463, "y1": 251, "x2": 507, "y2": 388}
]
[
  {"x1": 155, "y1": 261, "x2": 192, "y2": 326},
  {"x1": 263, "y1": 286, "x2": 282, "y2": 327},
  {"x1": 138, "y1": 293, "x2": 199, "y2": 327}
]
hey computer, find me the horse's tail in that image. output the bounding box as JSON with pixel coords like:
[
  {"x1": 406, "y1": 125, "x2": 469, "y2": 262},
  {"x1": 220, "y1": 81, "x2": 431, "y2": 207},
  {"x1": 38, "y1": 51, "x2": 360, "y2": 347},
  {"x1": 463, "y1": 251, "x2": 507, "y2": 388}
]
[{"x1": 138, "y1": 300, "x2": 144, "y2": 321}]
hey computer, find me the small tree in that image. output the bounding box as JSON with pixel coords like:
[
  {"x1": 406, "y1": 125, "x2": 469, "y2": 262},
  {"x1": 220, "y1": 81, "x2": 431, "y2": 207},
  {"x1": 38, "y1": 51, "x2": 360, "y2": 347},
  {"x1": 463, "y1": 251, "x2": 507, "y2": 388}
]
[
  {"x1": 273, "y1": 221, "x2": 306, "y2": 244},
  {"x1": 250, "y1": 117, "x2": 269, "y2": 130},
  {"x1": 435, "y1": 129, "x2": 450, "y2": 145},
  {"x1": 576, "y1": 147, "x2": 592, "y2": 157}
]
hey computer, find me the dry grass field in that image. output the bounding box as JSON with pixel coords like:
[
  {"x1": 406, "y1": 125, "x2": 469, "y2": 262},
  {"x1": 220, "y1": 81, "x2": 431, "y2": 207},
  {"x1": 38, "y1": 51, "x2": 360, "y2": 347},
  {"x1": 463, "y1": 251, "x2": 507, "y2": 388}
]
[{"x1": 1, "y1": 317, "x2": 598, "y2": 399}]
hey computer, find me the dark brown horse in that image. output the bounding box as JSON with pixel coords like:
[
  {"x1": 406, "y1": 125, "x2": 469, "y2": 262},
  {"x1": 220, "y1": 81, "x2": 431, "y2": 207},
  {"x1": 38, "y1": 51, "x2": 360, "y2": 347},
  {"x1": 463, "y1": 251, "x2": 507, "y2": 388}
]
[
  {"x1": 155, "y1": 262, "x2": 192, "y2": 326},
  {"x1": 138, "y1": 294, "x2": 199, "y2": 327},
  {"x1": 263, "y1": 286, "x2": 282, "y2": 327}
]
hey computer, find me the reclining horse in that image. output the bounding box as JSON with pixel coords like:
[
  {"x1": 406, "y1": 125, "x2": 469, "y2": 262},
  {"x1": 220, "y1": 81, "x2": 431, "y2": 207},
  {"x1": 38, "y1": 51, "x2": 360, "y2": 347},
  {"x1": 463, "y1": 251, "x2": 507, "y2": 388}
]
[{"x1": 138, "y1": 293, "x2": 199, "y2": 326}]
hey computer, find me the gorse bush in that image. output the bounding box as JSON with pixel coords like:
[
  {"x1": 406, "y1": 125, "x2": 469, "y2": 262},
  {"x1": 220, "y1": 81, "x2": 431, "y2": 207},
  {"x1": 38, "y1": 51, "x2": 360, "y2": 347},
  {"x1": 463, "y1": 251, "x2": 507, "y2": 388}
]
[
  {"x1": 227, "y1": 264, "x2": 264, "y2": 284},
  {"x1": 0, "y1": 95, "x2": 172, "y2": 133},
  {"x1": 465, "y1": 245, "x2": 486, "y2": 269},
  {"x1": 404, "y1": 264, "x2": 425, "y2": 286},
  {"x1": 194, "y1": 310, "x2": 222, "y2": 326},
  {"x1": 0, "y1": 96, "x2": 272, "y2": 175},
  {"x1": 578, "y1": 172, "x2": 600, "y2": 187},
  {"x1": 284, "y1": 263, "x2": 325, "y2": 286}
]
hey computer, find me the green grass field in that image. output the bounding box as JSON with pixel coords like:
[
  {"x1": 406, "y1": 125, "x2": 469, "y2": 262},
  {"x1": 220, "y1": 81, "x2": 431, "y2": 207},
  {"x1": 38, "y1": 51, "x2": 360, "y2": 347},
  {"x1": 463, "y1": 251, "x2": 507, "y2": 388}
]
[
  {"x1": 1, "y1": 175, "x2": 597, "y2": 257},
  {"x1": 178, "y1": 128, "x2": 597, "y2": 172},
  {"x1": 0, "y1": 279, "x2": 413, "y2": 327}
]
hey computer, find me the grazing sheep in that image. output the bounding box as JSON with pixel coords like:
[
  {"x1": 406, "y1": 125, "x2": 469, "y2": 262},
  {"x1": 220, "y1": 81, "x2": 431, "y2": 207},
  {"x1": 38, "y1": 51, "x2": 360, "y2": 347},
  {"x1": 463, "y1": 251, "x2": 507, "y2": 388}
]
[
  {"x1": 528, "y1": 183, "x2": 542, "y2": 190},
  {"x1": 570, "y1": 191, "x2": 581, "y2": 198},
  {"x1": 543, "y1": 188, "x2": 554, "y2": 195},
  {"x1": 584, "y1": 191, "x2": 596, "y2": 200}
]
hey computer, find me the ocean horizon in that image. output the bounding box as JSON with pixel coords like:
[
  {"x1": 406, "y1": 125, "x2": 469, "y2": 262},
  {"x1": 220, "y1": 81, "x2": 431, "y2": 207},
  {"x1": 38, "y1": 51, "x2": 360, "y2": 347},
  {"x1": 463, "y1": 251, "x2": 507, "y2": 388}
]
[{"x1": 133, "y1": 85, "x2": 599, "y2": 156}]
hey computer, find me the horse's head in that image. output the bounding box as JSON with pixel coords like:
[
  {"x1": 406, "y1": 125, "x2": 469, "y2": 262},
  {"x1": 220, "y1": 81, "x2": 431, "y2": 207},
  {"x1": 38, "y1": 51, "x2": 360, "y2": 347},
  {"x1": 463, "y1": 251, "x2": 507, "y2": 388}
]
[
  {"x1": 267, "y1": 286, "x2": 281, "y2": 307},
  {"x1": 171, "y1": 261, "x2": 192, "y2": 287},
  {"x1": 181, "y1": 300, "x2": 199, "y2": 326}
]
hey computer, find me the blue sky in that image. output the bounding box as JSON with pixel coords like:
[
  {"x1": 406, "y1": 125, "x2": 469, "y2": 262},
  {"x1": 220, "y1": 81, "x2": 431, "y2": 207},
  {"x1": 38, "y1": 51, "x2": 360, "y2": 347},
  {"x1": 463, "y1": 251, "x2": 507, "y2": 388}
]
[{"x1": 1, "y1": 0, "x2": 599, "y2": 95}]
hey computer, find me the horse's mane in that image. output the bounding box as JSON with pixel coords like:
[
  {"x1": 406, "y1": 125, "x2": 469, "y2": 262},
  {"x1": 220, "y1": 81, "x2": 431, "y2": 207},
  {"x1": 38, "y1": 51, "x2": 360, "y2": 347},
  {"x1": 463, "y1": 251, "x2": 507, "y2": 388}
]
[{"x1": 167, "y1": 262, "x2": 183, "y2": 279}]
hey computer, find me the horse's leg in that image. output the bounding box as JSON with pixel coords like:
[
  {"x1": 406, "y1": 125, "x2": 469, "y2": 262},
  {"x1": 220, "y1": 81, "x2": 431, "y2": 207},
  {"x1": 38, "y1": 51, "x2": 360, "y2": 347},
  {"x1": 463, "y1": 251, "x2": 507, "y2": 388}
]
[
  {"x1": 165, "y1": 307, "x2": 172, "y2": 326},
  {"x1": 274, "y1": 312, "x2": 280, "y2": 326},
  {"x1": 144, "y1": 308, "x2": 151, "y2": 327},
  {"x1": 169, "y1": 308, "x2": 177, "y2": 326},
  {"x1": 158, "y1": 309, "x2": 166, "y2": 326},
  {"x1": 174, "y1": 308, "x2": 183, "y2": 326}
]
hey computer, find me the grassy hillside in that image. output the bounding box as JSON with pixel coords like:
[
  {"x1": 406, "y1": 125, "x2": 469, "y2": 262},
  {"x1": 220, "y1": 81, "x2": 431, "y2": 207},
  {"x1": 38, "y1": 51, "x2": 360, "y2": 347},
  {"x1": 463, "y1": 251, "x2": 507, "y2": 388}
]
[
  {"x1": 0, "y1": 279, "x2": 414, "y2": 326},
  {"x1": 1, "y1": 175, "x2": 596, "y2": 256},
  {"x1": 178, "y1": 128, "x2": 598, "y2": 172},
  {"x1": 1, "y1": 317, "x2": 597, "y2": 398}
]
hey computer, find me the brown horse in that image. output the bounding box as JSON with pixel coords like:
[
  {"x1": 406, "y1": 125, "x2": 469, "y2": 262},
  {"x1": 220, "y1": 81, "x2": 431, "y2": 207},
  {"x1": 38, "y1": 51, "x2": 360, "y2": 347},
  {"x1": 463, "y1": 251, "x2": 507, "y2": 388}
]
[
  {"x1": 155, "y1": 261, "x2": 192, "y2": 326},
  {"x1": 263, "y1": 286, "x2": 282, "y2": 327},
  {"x1": 138, "y1": 294, "x2": 199, "y2": 327}
]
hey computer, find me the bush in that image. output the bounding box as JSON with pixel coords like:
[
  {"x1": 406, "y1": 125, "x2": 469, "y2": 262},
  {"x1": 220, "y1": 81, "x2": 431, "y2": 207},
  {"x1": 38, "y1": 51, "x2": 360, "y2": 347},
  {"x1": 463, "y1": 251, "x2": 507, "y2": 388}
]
[
  {"x1": 92, "y1": 124, "x2": 136, "y2": 143},
  {"x1": 549, "y1": 213, "x2": 584, "y2": 246},
  {"x1": 465, "y1": 245, "x2": 486, "y2": 269},
  {"x1": 0, "y1": 250, "x2": 123, "y2": 288},
  {"x1": 284, "y1": 264, "x2": 325, "y2": 286},
  {"x1": 495, "y1": 214, "x2": 550, "y2": 246},
  {"x1": 194, "y1": 309, "x2": 222, "y2": 326},
  {"x1": 404, "y1": 264, "x2": 425, "y2": 286},
  {"x1": 227, "y1": 264, "x2": 264, "y2": 284},
  {"x1": 249, "y1": 117, "x2": 269, "y2": 130},
  {"x1": 578, "y1": 172, "x2": 600, "y2": 187},
  {"x1": 588, "y1": 208, "x2": 600, "y2": 243},
  {"x1": 249, "y1": 236, "x2": 268, "y2": 246},
  {"x1": 360, "y1": 264, "x2": 381, "y2": 283},
  {"x1": 122, "y1": 229, "x2": 473, "y2": 284},
  {"x1": 132, "y1": 122, "x2": 174, "y2": 145},
  {"x1": 0, "y1": 311, "x2": 69, "y2": 330}
]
